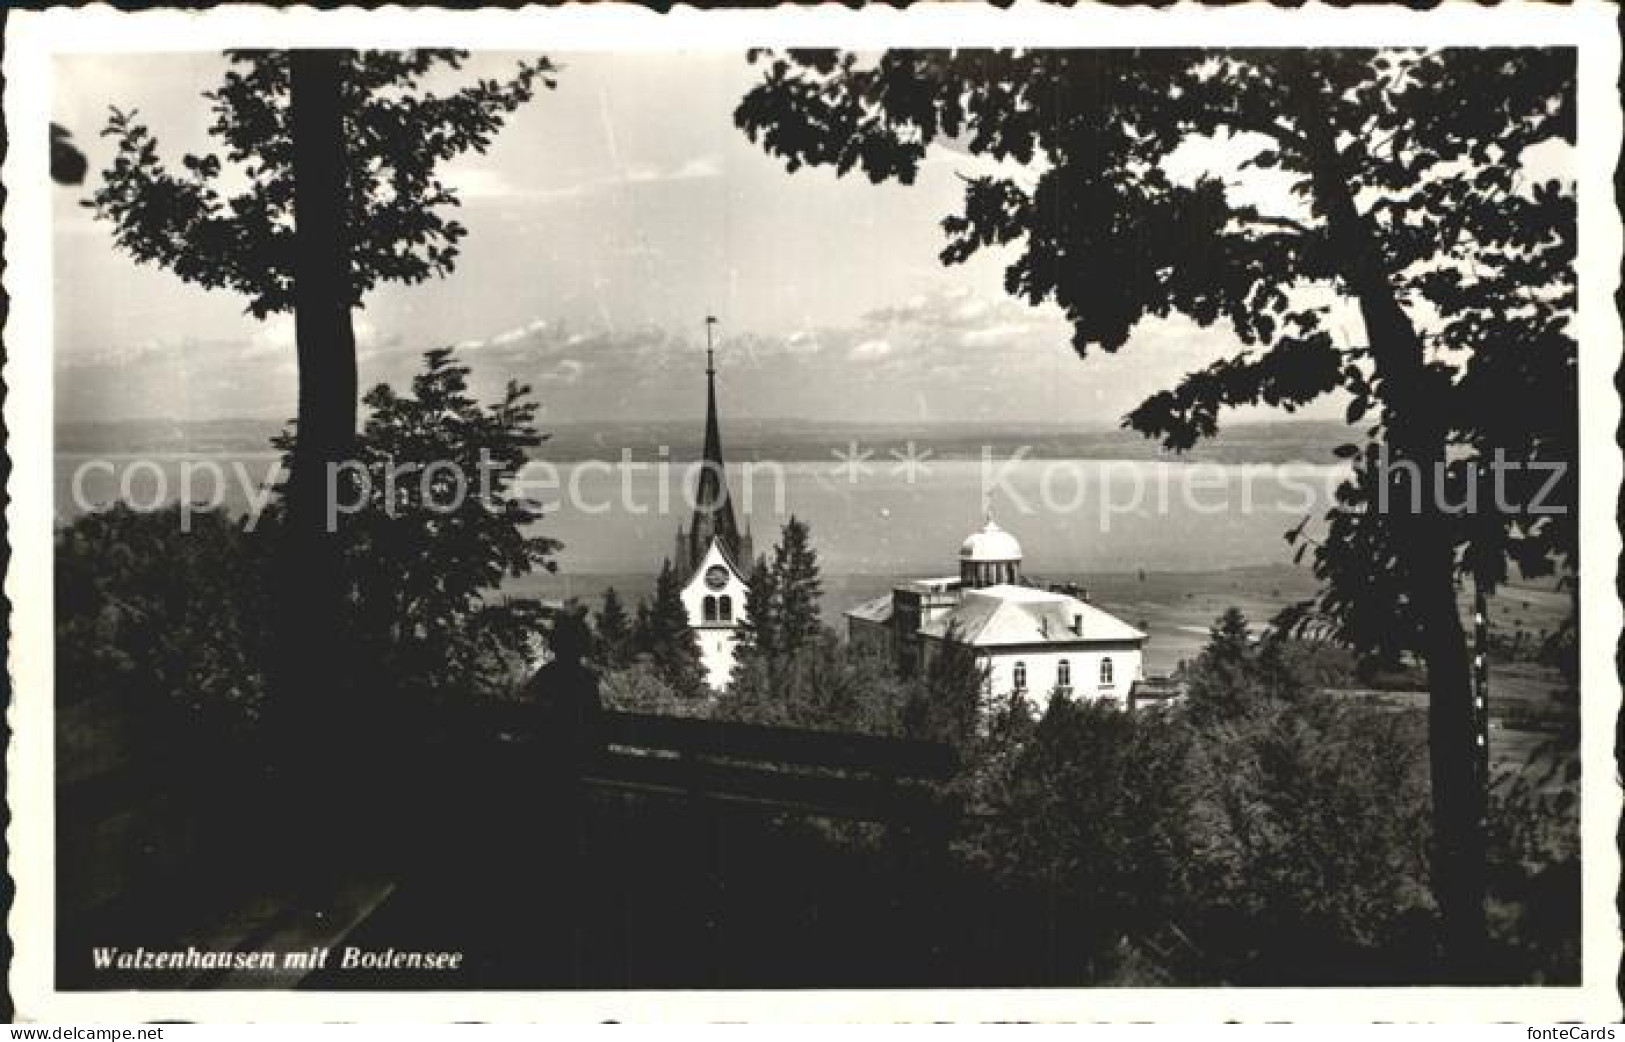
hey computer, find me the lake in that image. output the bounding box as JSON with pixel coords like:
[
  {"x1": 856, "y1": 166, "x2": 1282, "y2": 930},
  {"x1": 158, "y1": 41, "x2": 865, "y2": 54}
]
[
  {"x1": 56, "y1": 454, "x2": 1348, "y2": 576},
  {"x1": 57, "y1": 452, "x2": 1569, "y2": 677}
]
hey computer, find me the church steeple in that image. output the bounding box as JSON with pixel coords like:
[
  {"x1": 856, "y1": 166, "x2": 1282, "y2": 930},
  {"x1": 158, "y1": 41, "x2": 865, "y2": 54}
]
[{"x1": 686, "y1": 316, "x2": 744, "y2": 573}]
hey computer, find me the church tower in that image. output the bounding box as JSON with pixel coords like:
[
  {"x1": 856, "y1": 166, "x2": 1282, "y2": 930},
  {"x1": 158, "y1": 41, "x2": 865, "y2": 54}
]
[
  {"x1": 673, "y1": 317, "x2": 752, "y2": 690},
  {"x1": 676, "y1": 319, "x2": 752, "y2": 573}
]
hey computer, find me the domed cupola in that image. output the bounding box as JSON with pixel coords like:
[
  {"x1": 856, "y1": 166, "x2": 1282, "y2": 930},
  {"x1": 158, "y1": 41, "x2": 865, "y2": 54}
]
[{"x1": 959, "y1": 516, "x2": 1023, "y2": 588}]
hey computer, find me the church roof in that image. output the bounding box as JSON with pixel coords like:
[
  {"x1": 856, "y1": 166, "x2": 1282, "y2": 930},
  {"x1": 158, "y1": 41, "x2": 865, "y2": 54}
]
[
  {"x1": 959, "y1": 517, "x2": 1023, "y2": 563},
  {"x1": 921, "y1": 584, "x2": 1145, "y2": 647},
  {"x1": 681, "y1": 322, "x2": 747, "y2": 573}
]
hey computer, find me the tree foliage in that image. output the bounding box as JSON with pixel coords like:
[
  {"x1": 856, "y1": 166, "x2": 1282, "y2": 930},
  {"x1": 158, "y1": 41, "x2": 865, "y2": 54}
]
[
  {"x1": 637, "y1": 560, "x2": 709, "y2": 700},
  {"x1": 92, "y1": 50, "x2": 554, "y2": 318},
  {"x1": 737, "y1": 46, "x2": 1575, "y2": 639},
  {"x1": 56, "y1": 505, "x2": 272, "y2": 732},
  {"x1": 58, "y1": 348, "x2": 561, "y2": 718},
  {"x1": 263, "y1": 347, "x2": 559, "y2": 697},
  {"x1": 735, "y1": 516, "x2": 825, "y2": 669},
  {"x1": 734, "y1": 554, "x2": 781, "y2": 661},
  {"x1": 902, "y1": 627, "x2": 988, "y2": 756},
  {"x1": 719, "y1": 633, "x2": 913, "y2": 735},
  {"x1": 774, "y1": 516, "x2": 825, "y2": 651},
  {"x1": 736, "y1": 47, "x2": 1575, "y2": 969},
  {"x1": 593, "y1": 586, "x2": 635, "y2": 670}
]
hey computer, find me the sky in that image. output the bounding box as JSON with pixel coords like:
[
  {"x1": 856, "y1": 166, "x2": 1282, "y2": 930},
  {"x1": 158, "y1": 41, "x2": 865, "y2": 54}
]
[{"x1": 52, "y1": 50, "x2": 1338, "y2": 428}]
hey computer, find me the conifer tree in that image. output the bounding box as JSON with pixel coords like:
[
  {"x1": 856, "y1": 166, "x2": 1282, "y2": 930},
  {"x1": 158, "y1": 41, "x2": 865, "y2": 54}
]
[
  {"x1": 594, "y1": 586, "x2": 633, "y2": 669},
  {"x1": 632, "y1": 596, "x2": 655, "y2": 658},
  {"x1": 734, "y1": 553, "x2": 781, "y2": 662},
  {"x1": 773, "y1": 516, "x2": 824, "y2": 654},
  {"x1": 1186, "y1": 607, "x2": 1256, "y2": 723},
  {"x1": 646, "y1": 559, "x2": 707, "y2": 698}
]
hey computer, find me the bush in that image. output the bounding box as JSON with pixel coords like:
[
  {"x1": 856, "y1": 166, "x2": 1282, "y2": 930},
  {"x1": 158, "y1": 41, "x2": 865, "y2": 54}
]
[
  {"x1": 56, "y1": 503, "x2": 271, "y2": 735},
  {"x1": 953, "y1": 614, "x2": 1443, "y2": 985},
  {"x1": 601, "y1": 660, "x2": 710, "y2": 718},
  {"x1": 1485, "y1": 736, "x2": 1581, "y2": 983},
  {"x1": 716, "y1": 631, "x2": 911, "y2": 736}
]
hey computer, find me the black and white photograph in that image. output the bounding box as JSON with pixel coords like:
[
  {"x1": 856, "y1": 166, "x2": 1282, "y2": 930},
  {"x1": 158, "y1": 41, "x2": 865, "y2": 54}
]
[{"x1": 5, "y1": 2, "x2": 1620, "y2": 1023}]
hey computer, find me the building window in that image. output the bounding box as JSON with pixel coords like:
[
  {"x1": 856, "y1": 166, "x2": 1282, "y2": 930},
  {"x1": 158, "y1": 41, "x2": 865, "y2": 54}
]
[
  {"x1": 718, "y1": 595, "x2": 733, "y2": 621},
  {"x1": 703, "y1": 596, "x2": 718, "y2": 622},
  {"x1": 1057, "y1": 658, "x2": 1071, "y2": 691},
  {"x1": 1100, "y1": 657, "x2": 1114, "y2": 686},
  {"x1": 1013, "y1": 661, "x2": 1027, "y2": 692}
]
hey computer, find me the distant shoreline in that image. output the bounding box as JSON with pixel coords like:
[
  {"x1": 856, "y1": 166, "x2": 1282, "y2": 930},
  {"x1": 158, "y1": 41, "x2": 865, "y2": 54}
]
[{"x1": 55, "y1": 416, "x2": 1357, "y2": 466}]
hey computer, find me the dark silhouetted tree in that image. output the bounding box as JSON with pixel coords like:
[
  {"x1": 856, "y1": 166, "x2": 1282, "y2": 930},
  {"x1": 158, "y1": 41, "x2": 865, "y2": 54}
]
[
  {"x1": 903, "y1": 627, "x2": 988, "y2": 756},
  {"x1": 268, "y1": 347, "x2": 559, "y2": 699},
  {"x1": 51, "y1": 123, "x2": 87, "y2": 185},
  {"x1": 594, "y1": 586, "x2": 634, "y2": 670},
  {"x1": 733, "y1": 553, "x2": 781, "y2": 663},
  {"x1": 643, "y1": 559, "x2": 707, "y2": 699},
  {"x1": 736, "y1": 48, "x2": 1576, "y2": 975},
  {"x1": 91, "y1": 49, "x2": 553, "y2": 737}
]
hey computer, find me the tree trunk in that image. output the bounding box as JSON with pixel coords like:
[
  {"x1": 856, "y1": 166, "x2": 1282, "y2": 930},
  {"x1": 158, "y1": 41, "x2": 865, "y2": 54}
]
[
  {"x1": 272, "y1": 50, "x2": 358, "y2": 795},
  {"x1": 1295, "y1": 85, "x2": 1488, "y2": 980}
]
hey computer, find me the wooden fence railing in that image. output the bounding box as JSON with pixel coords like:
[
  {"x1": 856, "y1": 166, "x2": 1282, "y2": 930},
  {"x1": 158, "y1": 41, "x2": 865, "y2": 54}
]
[{"x1": 490, "y1": 709, "x2": 961, "y2": 824}]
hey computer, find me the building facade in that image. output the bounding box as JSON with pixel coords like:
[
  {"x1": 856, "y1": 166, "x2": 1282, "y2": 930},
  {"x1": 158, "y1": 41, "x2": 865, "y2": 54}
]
[
  {"x1": 846, "y1": 518, "x2": 1147, "y2": 712},
  {"x1": 671, "y1": 322, "x2": 752, "y2": 690}
]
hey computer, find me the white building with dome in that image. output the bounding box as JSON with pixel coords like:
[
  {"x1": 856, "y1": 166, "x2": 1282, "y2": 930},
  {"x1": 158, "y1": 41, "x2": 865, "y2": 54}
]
[{"x1": 845, "y1": 517, "x2": 1147, "y2": 711}]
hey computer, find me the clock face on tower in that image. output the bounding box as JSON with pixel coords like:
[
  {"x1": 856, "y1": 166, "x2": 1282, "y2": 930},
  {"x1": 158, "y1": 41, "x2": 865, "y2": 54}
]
[{"x1": 704, "y1": 564, "x2": 730, "y2": 591}]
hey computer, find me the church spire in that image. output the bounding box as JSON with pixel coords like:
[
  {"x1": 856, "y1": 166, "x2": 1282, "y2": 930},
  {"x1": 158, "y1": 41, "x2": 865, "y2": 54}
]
[{"x1": 687, "y1": 315, "x2": 743, "y2": 572}]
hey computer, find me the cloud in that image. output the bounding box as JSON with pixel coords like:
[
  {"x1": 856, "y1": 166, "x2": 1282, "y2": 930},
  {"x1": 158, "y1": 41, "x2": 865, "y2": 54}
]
[
  {"x1": 442, "y1": 153, "x2": 725, "y2": 205},
  {"x1": 246, "y1": 314, "x2": 379, "y2": 358},
  {"x1": 442, "y1": 166, "x2": 519, "y2": 201},
  {"x1": 960, "y1": 322, "x2": 1031, "y2": 346},
  {"x1": 785, "y1": 330, "x2": 822, "y2": 355},
  {"x1": 536, "y1": 358, "x2": 584, "y2": 385},
  {"x1": 491, "y1": 318, "x2": 550, "y2": 347},
  {"x1": 624, "y1": 154, "x2": 723, "y2": 184},
  {"x1": 849, "y1": 338, "x2": 893, "y2": 361}
]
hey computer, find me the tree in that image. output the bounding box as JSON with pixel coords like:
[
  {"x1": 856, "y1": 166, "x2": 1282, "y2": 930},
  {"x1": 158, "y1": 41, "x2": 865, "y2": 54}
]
[
  {"x1": 1177, "y1": 695, "x2": 1436, "y2": 983},
  {"x1": 91, "y1": 49, "x2": 554, "y2": 734},
  {"x1": 717, "y1": 632, "x2": 911, "y2": 736},
  {"x1": 902, "y1": 626, "x2": 988, "y2": 756},
  {"x1": 733, "y1": 553, "x2": 781, "y2": 662},
  {"x1": 732, "y1": 518, "x2": 823, "y2": 673},
  {"x1": 773, "y1": 516, "x2": 825, "y2": 652},
  {"x1": 965, "y1": 697, "x2": 1196, "y2": 980},
  {"x1": 51, "y1": 123, "x2": 87, "y2": 185},
  {"x1": 1186, "y1": 608, "x2": 1255, "y2": 722},
  {"x1": 643, "y1": 559, "x2": 708, "y2": 699},
  {"x1": 736, "y1": 48, "x2": 1576, "y2": 975},
  {"x1": 55, "y1": 504, "x2": 271, "y2": 731},
  {"x1": 594, "y1": 586, "x2": 634, "y2": 670},
  {"x1": 269, "y1": 347, "x2": 560, "y2": 699}
]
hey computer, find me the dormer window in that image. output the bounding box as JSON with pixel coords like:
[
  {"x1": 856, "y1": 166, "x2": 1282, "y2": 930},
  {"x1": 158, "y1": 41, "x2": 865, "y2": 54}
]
[
  {"x1": 703, "y1": 596, "x2": 718, "y2": 623},
  {"x1": 718, "y1": 595, "x2": 733, "y2": 622}
]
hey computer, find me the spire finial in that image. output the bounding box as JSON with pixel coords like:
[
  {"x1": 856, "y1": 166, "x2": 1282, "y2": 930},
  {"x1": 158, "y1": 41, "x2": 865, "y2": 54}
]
[{"x1": 705, "y1": 315, "x2": 718, "y2": 376}]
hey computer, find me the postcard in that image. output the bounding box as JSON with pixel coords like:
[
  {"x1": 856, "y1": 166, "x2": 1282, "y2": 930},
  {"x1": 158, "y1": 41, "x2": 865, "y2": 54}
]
[{"x1": 6, "y1": 2, "x2": 1621, "y2": 1023}]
